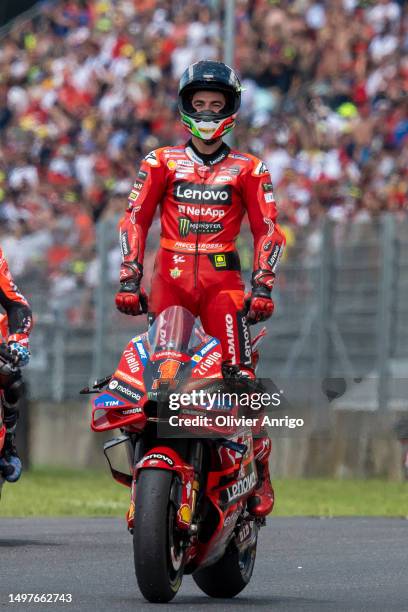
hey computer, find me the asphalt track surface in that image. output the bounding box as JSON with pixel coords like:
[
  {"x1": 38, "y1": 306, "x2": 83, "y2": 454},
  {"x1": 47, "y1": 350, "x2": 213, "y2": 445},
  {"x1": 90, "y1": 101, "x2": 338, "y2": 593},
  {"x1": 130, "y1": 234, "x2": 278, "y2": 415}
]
[{"x1": 0, "y1": 518, "x2": 407, "y2": 612}]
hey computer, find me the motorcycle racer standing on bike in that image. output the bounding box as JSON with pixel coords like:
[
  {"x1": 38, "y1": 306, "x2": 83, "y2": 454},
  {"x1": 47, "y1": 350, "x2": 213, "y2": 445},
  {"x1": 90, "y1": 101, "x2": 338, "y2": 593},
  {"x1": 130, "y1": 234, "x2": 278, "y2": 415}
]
[
  {"x1": 116, "y1": 60, "x2": 286, "y2": 517},
  {"x1": 0, "y1": 248, "x2": 32, "y2": 482}
]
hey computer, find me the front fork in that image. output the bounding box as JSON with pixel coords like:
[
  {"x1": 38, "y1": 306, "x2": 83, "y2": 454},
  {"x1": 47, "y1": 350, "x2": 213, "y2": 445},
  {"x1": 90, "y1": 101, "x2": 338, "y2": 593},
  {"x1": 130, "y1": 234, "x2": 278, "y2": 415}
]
[{"x1": 126, "y1": 438, "x2": 202, "y2": 534}]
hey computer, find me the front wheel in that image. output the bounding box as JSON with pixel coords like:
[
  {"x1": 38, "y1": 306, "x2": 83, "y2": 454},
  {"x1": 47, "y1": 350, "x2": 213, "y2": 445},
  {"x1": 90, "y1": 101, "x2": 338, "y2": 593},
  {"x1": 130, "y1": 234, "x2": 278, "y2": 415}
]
[
  {"x1": 193, "y1": 535, "x2": 257, "y2": 598},
  {"x1": 133, "y1": 469, "x2": 185, "y2": 603}
]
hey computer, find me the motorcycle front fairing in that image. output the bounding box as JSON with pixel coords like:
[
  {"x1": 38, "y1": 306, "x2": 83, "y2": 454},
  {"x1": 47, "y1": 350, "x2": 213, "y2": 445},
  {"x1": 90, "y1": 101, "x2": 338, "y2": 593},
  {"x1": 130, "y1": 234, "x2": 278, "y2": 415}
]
[
  {"x1": 91, "y1": 306, "x2": 224, "y2": 432},
  {"x1": 90, "y1": 305, "x2": 259, "y2": 564}
]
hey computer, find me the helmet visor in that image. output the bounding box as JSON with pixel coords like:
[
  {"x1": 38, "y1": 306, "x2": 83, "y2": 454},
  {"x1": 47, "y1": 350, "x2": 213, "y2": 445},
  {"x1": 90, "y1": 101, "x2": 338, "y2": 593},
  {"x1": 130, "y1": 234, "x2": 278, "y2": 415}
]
[{"x1": 178, "y1": 83, "x2": 241, "y2": 122}]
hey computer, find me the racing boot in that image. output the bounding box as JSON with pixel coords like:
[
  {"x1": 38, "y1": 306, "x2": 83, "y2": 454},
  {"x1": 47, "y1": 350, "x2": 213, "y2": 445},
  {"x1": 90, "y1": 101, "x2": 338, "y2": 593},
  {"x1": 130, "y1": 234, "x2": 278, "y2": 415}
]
[
  {"x1": 0, "y1": 408, "x2": 22, "y2": 483},
  {"x1": 247, "y1": 436, "x2": 274, "y2": 517}
]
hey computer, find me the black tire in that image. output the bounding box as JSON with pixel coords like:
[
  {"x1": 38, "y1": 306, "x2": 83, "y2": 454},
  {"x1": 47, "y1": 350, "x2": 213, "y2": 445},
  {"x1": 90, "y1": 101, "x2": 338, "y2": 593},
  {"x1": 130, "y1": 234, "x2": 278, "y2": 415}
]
[
  {"x1": 133, "y1": 469, "x2": 184, "y2": 603},
  {"x1": 193, "y1": 536, "x2": 257, "y2": 598}
]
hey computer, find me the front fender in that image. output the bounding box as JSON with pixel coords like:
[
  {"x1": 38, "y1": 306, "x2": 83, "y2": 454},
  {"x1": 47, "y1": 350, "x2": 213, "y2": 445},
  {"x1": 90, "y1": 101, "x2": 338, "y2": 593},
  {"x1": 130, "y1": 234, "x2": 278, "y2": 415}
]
[{"x1": 133, "y1": 446, "x2": 196, "y2": 531}]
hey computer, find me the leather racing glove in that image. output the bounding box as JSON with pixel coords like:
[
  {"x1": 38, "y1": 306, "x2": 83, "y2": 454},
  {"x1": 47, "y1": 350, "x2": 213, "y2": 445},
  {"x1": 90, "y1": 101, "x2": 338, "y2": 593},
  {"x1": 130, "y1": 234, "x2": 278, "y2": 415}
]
[
  {"x1": 7, "y1": 334, "x2": 30, "y2": 367},
  {"x1": 245, "y1": 270, "x2": 275, "y2": 324},
  {"x1": 115, "y1": 261, "x2": 148, "y2": 316}
]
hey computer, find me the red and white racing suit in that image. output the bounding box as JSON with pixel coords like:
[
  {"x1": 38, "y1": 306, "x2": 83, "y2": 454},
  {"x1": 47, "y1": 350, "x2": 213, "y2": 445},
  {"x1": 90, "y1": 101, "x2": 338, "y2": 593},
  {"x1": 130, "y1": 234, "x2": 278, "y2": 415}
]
[{"x1": 119, "y1": 141, "x2": 286, "y2": 367}]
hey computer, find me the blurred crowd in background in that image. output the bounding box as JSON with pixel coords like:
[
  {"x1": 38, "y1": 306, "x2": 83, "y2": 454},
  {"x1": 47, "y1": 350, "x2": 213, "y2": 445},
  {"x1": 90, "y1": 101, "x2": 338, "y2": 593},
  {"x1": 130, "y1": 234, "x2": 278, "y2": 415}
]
[{"x1": 0, "y1": 0, "x2": 406, "y2": 323}]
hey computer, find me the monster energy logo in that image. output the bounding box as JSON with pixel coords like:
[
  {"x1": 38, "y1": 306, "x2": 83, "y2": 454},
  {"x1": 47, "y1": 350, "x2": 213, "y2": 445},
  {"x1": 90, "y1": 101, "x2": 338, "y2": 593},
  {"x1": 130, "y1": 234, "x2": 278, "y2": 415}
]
[{"x1": 178, "y1": 217, "x2": 222, "y2": 237}]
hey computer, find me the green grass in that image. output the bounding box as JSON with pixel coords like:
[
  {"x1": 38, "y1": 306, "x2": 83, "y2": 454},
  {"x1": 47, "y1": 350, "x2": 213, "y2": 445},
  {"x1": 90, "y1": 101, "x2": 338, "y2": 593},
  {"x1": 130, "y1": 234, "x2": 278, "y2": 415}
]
[
  {"x1": 273, "y1": 479, "x2": 408, "y2": 518},
  {"x1": 0, "y1": 468, "x2": 130, "y2": 517},
  {"x1": 1, "y1": 468, "x2": 407, "y2": 518}
]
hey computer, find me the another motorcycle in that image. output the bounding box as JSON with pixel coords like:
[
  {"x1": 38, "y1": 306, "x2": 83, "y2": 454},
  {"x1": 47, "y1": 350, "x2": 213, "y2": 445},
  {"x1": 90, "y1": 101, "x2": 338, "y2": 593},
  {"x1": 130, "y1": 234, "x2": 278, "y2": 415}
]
[{"x1": 83, "y1": 305, "x2": 268, "y2": 603}]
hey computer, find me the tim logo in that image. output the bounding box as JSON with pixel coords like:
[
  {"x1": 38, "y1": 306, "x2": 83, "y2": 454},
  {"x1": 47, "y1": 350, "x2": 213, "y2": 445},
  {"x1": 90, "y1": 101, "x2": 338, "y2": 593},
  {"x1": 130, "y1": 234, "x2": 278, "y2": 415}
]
[{"x1": 174, "y1": 182, "x2": 232, "y2": 206}]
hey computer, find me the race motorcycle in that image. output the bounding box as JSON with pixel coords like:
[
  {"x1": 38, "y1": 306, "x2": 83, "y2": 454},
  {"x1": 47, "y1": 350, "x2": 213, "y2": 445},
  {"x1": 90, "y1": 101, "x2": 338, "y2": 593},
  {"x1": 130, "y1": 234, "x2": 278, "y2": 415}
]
[
  {"x1": 0, "y1": 315, "x2": 21, "y2": 499},
  {"x1": 82, "y1": 305, "x2": 268, "y2": 603}
]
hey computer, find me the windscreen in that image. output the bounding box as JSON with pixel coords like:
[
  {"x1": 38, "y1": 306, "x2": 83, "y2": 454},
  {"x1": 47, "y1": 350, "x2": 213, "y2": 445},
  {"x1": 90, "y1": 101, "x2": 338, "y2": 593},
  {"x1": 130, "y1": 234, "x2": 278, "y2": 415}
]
[{"x1": 147, "y1": 306, "x2": 196, "y2": 355}]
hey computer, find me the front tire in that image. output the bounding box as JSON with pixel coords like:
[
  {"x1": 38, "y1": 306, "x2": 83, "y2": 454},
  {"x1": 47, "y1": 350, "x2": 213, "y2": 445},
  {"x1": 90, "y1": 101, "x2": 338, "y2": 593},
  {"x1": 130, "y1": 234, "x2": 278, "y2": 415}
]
[
  {"x1": 133, "y1": 469, "x2": 185, "y2": 603},
  {"x1": 193, "y1": 536, "x2": 257, "y2": 598}
]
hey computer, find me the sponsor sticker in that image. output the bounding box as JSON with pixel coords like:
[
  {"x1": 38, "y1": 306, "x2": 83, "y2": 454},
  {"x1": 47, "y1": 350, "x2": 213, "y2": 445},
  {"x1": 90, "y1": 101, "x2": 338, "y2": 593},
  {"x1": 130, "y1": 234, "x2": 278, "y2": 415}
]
[
  {"x1": 174, "y1": 182, "x2": 232, "y2": 206},
  {"x1": 94, "y1": 392, "x2": 125, "y2": 408},
  {"x1": 222, "y1": 471, "x2": 257, "y2": 503},
  {"x1": 214, "y1": 254, "x2": 227, "y2": 268},
  {"x1": 130, "y1": 206, "x2": 141, "y2": 222},
  {"x1": 177, "y1": 204, "x2": 225, "y2": 219},
  {"x1": 178, "y1": 217, "x2": 223, "y2": 237},
  {"x1": 128, "y1": 190, "x2": 139, "y2": 202},
  {"x1": 185, "y1": 145, "x2": 229, "y2": 167},
  {"x1": 121, "y1": 407, "x2": 142, "y2": 415},
  {"x1": 175, "y1": 170, "x2": 193, "y2": 178},
  {"x1": 220, "y1": 165, "x2": 240, "y2": 175},
  {"x1": 120, "y1": 231, "x2": 130, "y2": 257},
  {"x1": 215, "y1": 175, "x2": 233, "y2": 183},
  {"x1": 268, "y1": 243, "x2": 282, "y2": 272},
  {"x1": 115, "y1": 369, "x2": 144, "y2": 388},
  {"x1": 174, "y1": 241, "x2": 224, "y2": 251},
  {"x1": 238, "y1": 313, "x2": 252, "y2": 365},
  {"x1": 142, "y1": 453, "x2": 174, "y2": 466},
  {"x1": 170, "y1": 267, "x2": 182, "y2": 279},
  {"x1": 144, "y1": 150, "x2": 160, "y2": 166},
  {"x1": 128, "y1": 500, "x2": 135, "y2": 521},
  {"x1": 225, "y1": 314, "x2": 236, "y2": 360},
  {"x1": 123, "y1": 346, "x2": 141, "y2": 373},
  {"x1": 192, "y1": 351, "x2": 222, "y2": 373},
  {"x1": 134, "y1": 341, "x2": 148, "y2": 362},
  {"x1": 262, "y1": 182, "x2": 274, "y2": 192},
  {"x1": 164, "y1": 148, "x2": 184, "y2": 154},
  {"x1": 178, "y1": 504, "x2": 192, "y2": 525},
  {"x1": 264, "y1": 192, "x2": 275, "y2": 203},
  {"x1": 167, "y1": 160, "x2": 177, "y2": 170},
  {"x1": 137, "y1": 170, "x2": 147, "y2": 180},
  {"x1": 253, "y1": 161, "x2": 268, "y2": 176},
  {"x1": 229, "y1": 153, "x2": 249, "y2": 161},
  {"x1": 108, "y1": 378, "x2": 144, "y2": 403},
  {"x1": 263, "y1": 218, "x2": 275, "y2": 236},
  {"x1": 199, "y1": 338, "x2": 218, "y2": 356}
]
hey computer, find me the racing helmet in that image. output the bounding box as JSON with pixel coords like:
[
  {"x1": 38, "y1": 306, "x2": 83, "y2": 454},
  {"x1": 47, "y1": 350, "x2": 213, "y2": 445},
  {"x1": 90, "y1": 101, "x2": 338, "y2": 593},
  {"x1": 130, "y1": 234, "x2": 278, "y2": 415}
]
[{"x1": 178, "y1": 61, "x2": 242, "y2": 141}]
